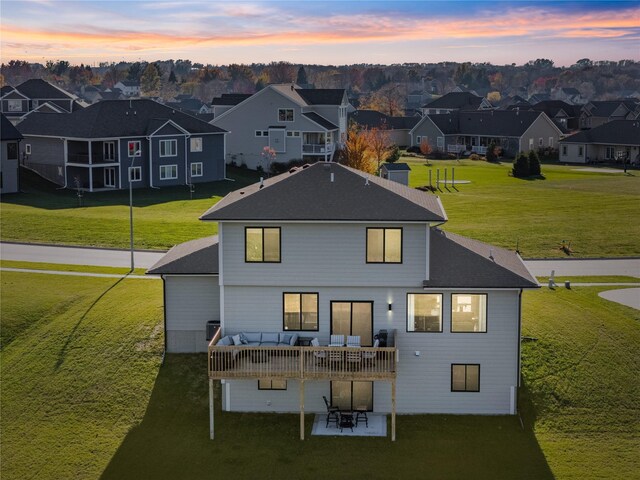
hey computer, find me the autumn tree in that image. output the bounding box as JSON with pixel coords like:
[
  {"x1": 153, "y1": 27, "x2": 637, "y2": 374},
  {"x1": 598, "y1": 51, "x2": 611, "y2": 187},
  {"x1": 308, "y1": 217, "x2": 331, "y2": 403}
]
[
  {"x1": 365, "y1": 125, "x2": 392, "y2": 171},
  {"x1": 341, "y1": 123, "x2": 376, "y2": 174},
  {"x1": 266, "y1": 61, "x2": 296, "y2": 84},
  {"x1": 420, "y1": 138, "x2": 433, "y2": 158},
  {"x1": 140, "y1": 63, "x2": 161, "y2": 96},
  {"x1": 359, "y1": 83, "x2": 405, "y2": 117}
]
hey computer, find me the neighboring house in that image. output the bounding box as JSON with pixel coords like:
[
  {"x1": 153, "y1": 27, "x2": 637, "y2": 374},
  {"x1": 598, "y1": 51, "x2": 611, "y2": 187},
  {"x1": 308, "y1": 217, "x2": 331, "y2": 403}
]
[
  {"x1": 348, "y1": 110, "x2": 420, "y2": 147},
  {"x1": 554, "y1": 87, "x2": 587, "y2": 105},
  {"x1": 16, "y1": 99, "x2": 226, "y2": 191},
  {"x1": 529, "y1": 100, "x2": 582, "y2": 133},
  {"x1": 579, "y1": 100, "x2": 638, "y2": 129},
  {"x1": 147, "y1": 162, "x2": 538, "y2": 441},
  {"x1": 113, "y1": 80, "x2": 140, "y2": 97},
  {"x1": 527, "y1": 93, "x2": 551, "y2": 104},
  {"x1": 211, "y1": 84, "x2": 350, "y2": 169},
  {"x1": 0, "y1": 113, "x2": 23, "y2": 193},
  {"x1": 0, "y1": 79, "x2": 84, "y2": 122},
  {"x1": 421, "y1": 92, "x2": 493, "y2": 115},
  {"x1": 165, "y1": 98, "x2": 212, "y2": 115},
  {"x1": 559, "y1": 120, "x2": 640, "y2": 164},
  {"x1": 379, "y1": 162, "x2": 411, "y2": 185},
  {"x1": 211, "y1": 93, "x2": 253, "y2": 118},
  {"x1": 409, "y1": 110, "x2": 562, "y2": 157}
]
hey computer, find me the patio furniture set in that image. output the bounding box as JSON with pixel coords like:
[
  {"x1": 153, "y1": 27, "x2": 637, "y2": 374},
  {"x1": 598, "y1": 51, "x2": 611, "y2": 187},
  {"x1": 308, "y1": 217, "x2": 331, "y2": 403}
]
[
  {"x1": 310, "y1": 335, "x2": 379, "y2": 369},
  {"x1": 323, "y1": 396, "x2": 368, "y2": 432}
]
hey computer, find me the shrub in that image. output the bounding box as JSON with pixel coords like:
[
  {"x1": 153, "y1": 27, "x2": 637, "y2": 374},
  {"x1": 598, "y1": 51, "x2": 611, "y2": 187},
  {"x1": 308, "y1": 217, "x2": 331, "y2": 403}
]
[
  {"x1": 512, "y1": 152, "x2": 530, "y2": 178},
  {"x1": 528, "y1": 150, "x2": 542, "y2": 176},
  {"x1": 486, "y1": 142, "x2": 498, "y2": 163},
  {"x1": 469, "y1": 153, "x2": 481, "y2": 161},
  {"x1": 406, "y1": 146, "x2": 421, "y2": 154},
  {"x1": 386, "y1": 145, "x2": 400, "y2": 163}
]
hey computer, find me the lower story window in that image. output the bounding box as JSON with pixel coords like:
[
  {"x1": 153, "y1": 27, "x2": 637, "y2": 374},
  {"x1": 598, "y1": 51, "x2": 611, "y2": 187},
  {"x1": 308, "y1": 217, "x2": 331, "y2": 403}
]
[
  {"x1": 159, "y1": 164, "x2": 177, "y2": 180},
  {"x1": 258, "y1": 379, "x2": 287, "y2": 390},
  {"x1": 129, "y1": 166, "x2": 142, "y2": 182},
  {"x1": 191, "y1": 162, "x2": 203, "y2": 177},
  {"x1": 451, "y1": 364, "x2": 480, "y2": 392}
]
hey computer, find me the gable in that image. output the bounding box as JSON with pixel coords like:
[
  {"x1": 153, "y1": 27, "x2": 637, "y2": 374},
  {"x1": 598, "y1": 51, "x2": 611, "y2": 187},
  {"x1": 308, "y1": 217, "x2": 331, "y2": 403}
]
[
  {"x1": 151, "y1": 121, "x2": 188, "y2": 137},
  {"x1": 212, "y1": 86, "x2": 302, "y2": 127}
]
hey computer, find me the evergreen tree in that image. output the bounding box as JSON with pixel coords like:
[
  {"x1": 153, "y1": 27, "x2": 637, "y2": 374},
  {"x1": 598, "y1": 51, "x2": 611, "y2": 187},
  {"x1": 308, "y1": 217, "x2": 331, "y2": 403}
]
[
  {"x1": 486, "y1": 142, "x2": 498, "y2": 162},
  {"x1": 296, "y1": 66, "x2": 308, "y2": 85},
  {"x1": 528, "y1": 149, "x2": 541, "y2": 176},
  {"x1": 140, "y1": 63, "x2": 161, "y2": 96},
  {"x1": 512, "y1": 152, "x2": 530, "y2": 178},
  {"x1": 168, "y1": 70, "x2": 177, "y2": 83}
]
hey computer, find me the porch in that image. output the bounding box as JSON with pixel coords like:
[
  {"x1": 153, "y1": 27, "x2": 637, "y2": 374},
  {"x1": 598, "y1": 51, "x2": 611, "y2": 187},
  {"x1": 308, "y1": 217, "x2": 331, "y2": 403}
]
[{"x1": 302, "y1": 132, "x2": 334, "y2": 155}]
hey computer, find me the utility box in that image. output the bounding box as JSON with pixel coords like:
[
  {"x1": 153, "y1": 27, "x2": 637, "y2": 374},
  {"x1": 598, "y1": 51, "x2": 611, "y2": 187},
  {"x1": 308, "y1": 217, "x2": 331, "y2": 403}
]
[{"x1": 206, "y1": 320, "x2": 221, "y2": 342}]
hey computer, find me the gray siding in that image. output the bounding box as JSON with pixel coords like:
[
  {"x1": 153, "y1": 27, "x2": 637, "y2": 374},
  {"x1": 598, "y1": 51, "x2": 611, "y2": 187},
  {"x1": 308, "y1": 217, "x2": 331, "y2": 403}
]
[
  {"x1": 559, "y1": 143, "x2": 587, "y2": 163},
  {"x1": 411, "y1": 118, "x2": 443, "y2": 147},
  {"x1": 519, "y1": 115, "x2": 561, "y2": 153},
  {"x1": 0, "y1": 140, "x2": 19, "y2": 193},
  {"x1": 21, "y1": 136, "x2": 65, "y2": 185},
  {"x1": 165, "y1": 275, "x2": 220, "y2": 353},
  {"x1": 221, "y1": 222, "x2": 429, "y2": 288},
  {"x1": 224, "y1": 379, "x2": 328, "y2": 413},
  {"x1": 220, "y1": 286, "x2": 520, "y2": 414}
]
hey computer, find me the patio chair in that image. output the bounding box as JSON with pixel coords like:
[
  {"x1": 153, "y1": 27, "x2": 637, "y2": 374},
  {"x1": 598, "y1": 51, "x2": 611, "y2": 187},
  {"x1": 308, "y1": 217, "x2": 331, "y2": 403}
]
[
  {"x1": 362, "y1": 338, "x2": 379, "y2": 365},
  {"x1": 346, "y1": 348, "x2": 362, "y2": 370},
  {"x1": 311, "y1": 337, "x2": 326, "y2": 364},
  {"x1": 346, "y1": 335, "x2": 361, "y2": 347},
  {"x1": 323, "y1": 396, "x2": 340, "y2": 428},
  {"x1": 329, "y1": 334, "x2": 345, "y2": 346}
]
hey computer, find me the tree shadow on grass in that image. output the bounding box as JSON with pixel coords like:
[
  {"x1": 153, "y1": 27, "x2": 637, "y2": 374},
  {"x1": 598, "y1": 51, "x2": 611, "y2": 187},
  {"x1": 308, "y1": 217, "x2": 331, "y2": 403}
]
[
  {"x1": 100, "y1": 355, "x2": 554, "y2": 480},
  {"x1": 2, "y1": 167, "x2": 260, "y2": 210}
]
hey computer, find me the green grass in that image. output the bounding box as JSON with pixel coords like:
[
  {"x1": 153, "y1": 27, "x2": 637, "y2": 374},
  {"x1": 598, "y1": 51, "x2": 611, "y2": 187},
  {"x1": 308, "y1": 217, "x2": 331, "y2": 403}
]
[
  {"x1": 0, "y1": 166, "x2": 260, "y2": 250},
  {"x1": 2, "y1": 162, "x2": 639, "y2": 257},
  {"x1": 2, "y1": 272, "x2": 638, "y2": 479},
  {"x1": 405, "y1": 158, "x2": 640, "y2": 258},
  {"x1": 0, "y1": 260, "x2": 148, "y2": 276},
  {"x1": 537, "y1": 275, "x2": 640, "y2": 284}
]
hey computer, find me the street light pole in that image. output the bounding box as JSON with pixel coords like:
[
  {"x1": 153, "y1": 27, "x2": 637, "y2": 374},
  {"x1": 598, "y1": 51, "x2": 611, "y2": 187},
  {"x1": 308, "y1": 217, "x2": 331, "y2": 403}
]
[{"x1": 129, "y1": 152, "x2": 139, "y2": 272}]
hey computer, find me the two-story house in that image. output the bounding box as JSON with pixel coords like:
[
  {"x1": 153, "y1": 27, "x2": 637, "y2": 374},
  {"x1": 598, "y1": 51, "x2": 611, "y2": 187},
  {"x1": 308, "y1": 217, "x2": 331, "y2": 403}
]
[
  {"x1": 421, "y1": 92, "x2": 493, "y2": 115},
  {"x1": 210, "y1": 84, "x2": 350, "y2": 169},
  {"x1": 17, "y1": 99, "x2": 227, "y2": 191},
  {"x1": 579, "y1": 100, "x2": 638, "y2": 129},
  {"x1": 148, "y1": 162, "x2": 538, "y2": 440},
  {"x1": 113, "y1": 80, "x2": 141, "y2": 97},
  {"x1": 0, "y1": 79, "x2": 84, "y2": 123}
]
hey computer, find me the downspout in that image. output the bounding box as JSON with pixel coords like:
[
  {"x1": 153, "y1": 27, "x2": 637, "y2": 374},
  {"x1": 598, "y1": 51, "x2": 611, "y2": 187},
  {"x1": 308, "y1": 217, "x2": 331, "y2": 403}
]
[{"x1": 184, "y1": 134, "x2": 191, "y2": 185}]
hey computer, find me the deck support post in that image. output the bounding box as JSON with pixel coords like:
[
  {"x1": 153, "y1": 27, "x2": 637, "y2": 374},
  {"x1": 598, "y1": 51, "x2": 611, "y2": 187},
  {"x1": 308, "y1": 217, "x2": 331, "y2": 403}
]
[
  {"x1": 299, "y1": 379, "x2": 305, "y2": 440},
  {"x1": 209, "y1": 378, "x2": 215, "y2": 440},
  {"x1": 391, "y1": 379, "x2": 396, "y2": 441}
]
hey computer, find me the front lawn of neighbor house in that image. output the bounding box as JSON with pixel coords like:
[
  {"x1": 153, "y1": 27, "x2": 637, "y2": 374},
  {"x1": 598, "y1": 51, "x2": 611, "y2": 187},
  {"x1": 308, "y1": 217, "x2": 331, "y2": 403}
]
[
  {"x1": 1, "y1": 161, "x2": 638, "y2": 258},
  {"x1": 2, "y1": 270, "x2": 638, "y2": 479}
]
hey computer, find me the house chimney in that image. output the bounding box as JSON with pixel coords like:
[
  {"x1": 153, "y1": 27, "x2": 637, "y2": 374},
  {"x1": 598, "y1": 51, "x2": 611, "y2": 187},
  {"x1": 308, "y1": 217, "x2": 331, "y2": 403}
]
[{"x1": 330, "y1": 173, "x2": 334, "y2": 182}]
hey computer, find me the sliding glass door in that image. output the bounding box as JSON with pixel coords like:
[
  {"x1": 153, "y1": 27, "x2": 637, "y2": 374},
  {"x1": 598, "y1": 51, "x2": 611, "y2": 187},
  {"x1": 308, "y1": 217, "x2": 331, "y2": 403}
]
[
  {"x1": 330, "y1": 301, "x2": 373, "y2": 346},
  {"x1": 331, "y1": 381, "x2": 373, "y2": 411}
]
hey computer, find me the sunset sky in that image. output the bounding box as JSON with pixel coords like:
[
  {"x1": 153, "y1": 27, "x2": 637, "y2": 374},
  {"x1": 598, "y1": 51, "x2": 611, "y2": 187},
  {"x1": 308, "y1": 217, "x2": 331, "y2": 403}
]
[{"x1": 1, "y1": 0, "x2": 638, "y2": 66}]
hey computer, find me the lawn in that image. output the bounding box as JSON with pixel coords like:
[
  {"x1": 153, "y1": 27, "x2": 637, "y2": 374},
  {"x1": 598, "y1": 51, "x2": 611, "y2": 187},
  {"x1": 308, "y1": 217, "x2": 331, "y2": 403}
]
[
  {"x1": 1, "y1": 161, "x2": 639, "y2": 257},
  {"x1": 2, "y1": 271, "x2": 638, "y2": 479},
  {"x1": 405, "y1": 158, "x2": 640, "y2": 258}
]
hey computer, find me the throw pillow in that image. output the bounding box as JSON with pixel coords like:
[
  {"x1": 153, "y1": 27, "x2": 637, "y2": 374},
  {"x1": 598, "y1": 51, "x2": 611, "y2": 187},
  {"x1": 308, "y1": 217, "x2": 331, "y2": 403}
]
[
  {"x1": 232, "y1": 334, "x2": 242, "y2": 346},
  {"x1": 311, "y1": 338, "x2": 319, "y2": 347},
  {"x1": 239, "y1": 333, "x2": 249, "y2": 344}
]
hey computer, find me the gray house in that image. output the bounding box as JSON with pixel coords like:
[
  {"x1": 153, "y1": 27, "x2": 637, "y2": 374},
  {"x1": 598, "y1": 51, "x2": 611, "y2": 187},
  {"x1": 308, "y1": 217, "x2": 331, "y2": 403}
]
[
  {"x1": 559, "y1": 120, "x2": 640, "y2": 164},
  {"x1": 421, "y1": 92, "x2": 493, "y2": 115},
  {"x1": 148, "y1": 162, "x2": 538, "y2": 440},
  {"x1": 410, "y1": 110, "x2": 562, "y2": 157},
  {"x1": 17, "y1": 99, "x2": 227, "y2": 191},
  {"x1": 349, "y1": 110, "x2": 419, "y2": 148},
  {"x1": 211, "y1": 84, "x2": 350, "y2": 169},
  {"x1": 579, "y1": 100, "x2": 638, "y2": 130},
  {"x1": 0, "y1": 79, "x2": 84, "y2": 123},
  {"x1": 1, "y1": 113, "x2": 23, "y2": 194}
]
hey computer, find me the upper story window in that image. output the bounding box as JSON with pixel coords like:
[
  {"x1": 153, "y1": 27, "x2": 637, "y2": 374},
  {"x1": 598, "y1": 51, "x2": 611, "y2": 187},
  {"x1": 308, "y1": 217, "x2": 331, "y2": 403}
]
[
  {"x1": 278, "y1": 108, "x2": 294, "y2": 122},
  {"x1": 160, "y1": 139, "x2": 177, "y2": 157},
  {"x1": 245, "y1": 227, "x2": 280, "y2": 263},
  {"x1": 366, "y1": 228, "x2": 402, "y2": 263},
  {"x1": 7, "y1": 100, "x2": 22, "y2": 112},
  {"x1": 283, "y1": 293, "x2": 319, "y2": 331},
  {"x1": 190, "y1": 137, "x2": 202, "y2": 152},
  {"x1": 451, "y1": 294, "x2": 487, "y2": 333},
  {"x1": 407, "y1": 293, "x2": 442, "y2": 332},
  {"x1": 128, "y1": 141, "x2": 141, "y2": 157}
]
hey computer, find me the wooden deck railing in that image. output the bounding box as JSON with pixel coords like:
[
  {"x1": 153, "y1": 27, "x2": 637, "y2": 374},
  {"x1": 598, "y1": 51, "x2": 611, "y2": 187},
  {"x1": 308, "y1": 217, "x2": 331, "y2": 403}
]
[{"x1": 208, "y1": 342, "x2": 397, "y2": 381}]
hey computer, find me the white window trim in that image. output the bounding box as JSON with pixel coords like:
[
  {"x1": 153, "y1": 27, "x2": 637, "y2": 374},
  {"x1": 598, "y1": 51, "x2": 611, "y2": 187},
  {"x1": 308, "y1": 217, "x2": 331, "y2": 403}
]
[
  {"x1": 159, "y1": 139, "x2": 177, "y2": 157},
  {"x1": 548, "y1": 137, "x2": 554, "y2": 147},
  {"x1": 104, "y1": 167, "x2": 116, "y2": 187},
  {"x1": 159, "y1": 164, "x2": 178, "y2": 180},
  {"x1": 7, "y1": 99, "x2": 22, "y2": 112},
  {"x1": 25, "y1": 144, "x2": 32, "y2": 155},
  {"x1": 191, "y1": 162, "x2": 203, "y2": 177},
  {"x1": 128, "y1": 141, "x2": 141, "y2": 157},
  {"x1": 129, "y1": 166, "x2": 142, "y2": 182},
  {"x1": 103, "y1": 141, "x2": 116, "y2": 161},
  {"x1": 278, "y1": 108, "x2": 294, "y2": 122}
]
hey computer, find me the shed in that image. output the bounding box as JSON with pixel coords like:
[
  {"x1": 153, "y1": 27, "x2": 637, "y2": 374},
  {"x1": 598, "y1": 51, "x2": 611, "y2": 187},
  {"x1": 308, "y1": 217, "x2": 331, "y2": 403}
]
[{"x1": 380, "y1": 162, "x2": 411, "y2": 185}]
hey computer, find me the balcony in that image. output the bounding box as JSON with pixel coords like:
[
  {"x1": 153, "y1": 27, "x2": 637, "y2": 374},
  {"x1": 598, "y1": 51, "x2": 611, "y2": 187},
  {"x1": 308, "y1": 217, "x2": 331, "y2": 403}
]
[
  {"x1": 67, "y1": 153, "x2": 119, "y2": 165},
  {"x1": 302, "y1": 144, "x2": 334, "y2": 155},
  {"x1": 207, "y1": 332, "x2": 397, "y2": 381}
]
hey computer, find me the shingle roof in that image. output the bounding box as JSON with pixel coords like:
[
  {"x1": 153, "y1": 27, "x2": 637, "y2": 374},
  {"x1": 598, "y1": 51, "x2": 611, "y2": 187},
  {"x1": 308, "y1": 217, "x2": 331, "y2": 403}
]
[
  {"x1": 424, "y1": 229, "x2": 538, "y2": 288},
  {"x1": 147, "y1": 236, "x2": 219, "y2": 275},
  {"x1": 211, "y1": 93, "x2": 252, "y2": 106},
  {"x1": 531, "y1": 100, "x2": 581, "y2": 118},
  {"x1": 15, "y1": 79, "x2": 74, "y2": 100},
  {"x1": 200, "y1": 162, "x2": 446, "y2": 222},
  {"x1": 381, "y1": 163, "x2": 411, "y2": 171},
  {"x1": 423, "y1": 92, "x2": 482, "y2": 110},
  {"x1": 349, "y1": 110, "x2": 419, "y2": 130},
  {"x1": 118, "y1": 80, "x2": 140, "y2": 87},
  {"x1": 302, "y1": 112, "x2": 338, "y2": 130},
  {"x1": 17, "y1": 99, "x2": 226, "y2": 138},
  {"x1": 1, "y1": 114, "x2": 23, "y2": 141},
  {"x1": 583, "y1": 101, "x2": 632, "y2": 118},
  {"x1": 297, "y1": 89, "x2": 345, "y2": 105},
  {"x1": 1, "y1": 86, "x2": 15, "y2": 96},
  {"x1": 424, "y1": 110, "x2": 548, "y2": 137},
  {"x1": 559, "y1": 120, "x2": 640, "y2": 145}
]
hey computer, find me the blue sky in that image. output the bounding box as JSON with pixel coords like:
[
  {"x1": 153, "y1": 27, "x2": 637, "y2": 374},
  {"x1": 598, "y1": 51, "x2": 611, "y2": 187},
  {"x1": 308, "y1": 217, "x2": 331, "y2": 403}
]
[{"x1": 1, "y1": 0, "x2": 638, "y2": 65}]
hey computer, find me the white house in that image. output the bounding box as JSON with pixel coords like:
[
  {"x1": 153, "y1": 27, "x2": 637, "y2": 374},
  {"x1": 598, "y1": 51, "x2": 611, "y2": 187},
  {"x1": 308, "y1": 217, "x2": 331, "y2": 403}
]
[
  {"x1": 210, "y1": 84, "x2": 350, "y2": 169},
  {"x1": 559, "y1": 120, "x2": 640, "y2": 164},
  {"x1": 148, "y1": 162, "x2": 538, "y2": 440}
]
